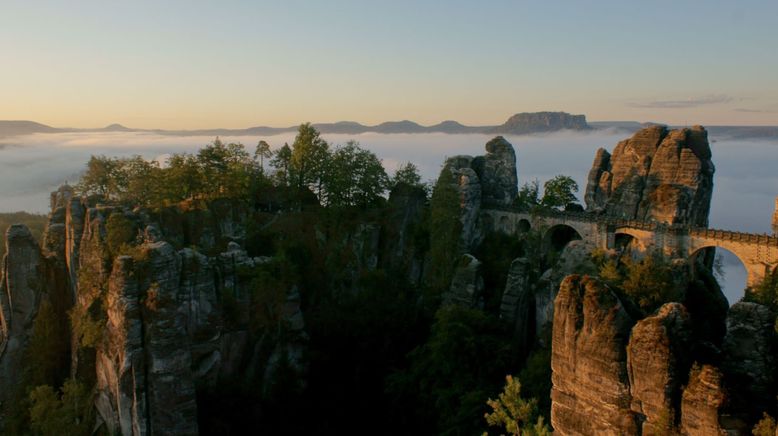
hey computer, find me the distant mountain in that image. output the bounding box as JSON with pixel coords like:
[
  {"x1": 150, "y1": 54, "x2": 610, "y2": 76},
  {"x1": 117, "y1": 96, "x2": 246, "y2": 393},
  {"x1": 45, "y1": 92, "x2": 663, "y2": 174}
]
[
  {"x1": 2, "y1": 113, "x2": 777, "y2": 140},
  {"x1": 490, "y1": 111, "x2": 590, "y2": 134},
  {"x1": 0, "y1": 120, "x2": 61, "y2": 137}
]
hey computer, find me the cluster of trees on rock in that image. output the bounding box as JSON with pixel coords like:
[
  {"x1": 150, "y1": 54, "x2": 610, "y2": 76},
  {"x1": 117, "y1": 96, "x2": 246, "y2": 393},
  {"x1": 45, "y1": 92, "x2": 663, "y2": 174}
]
[
  {"x1": 77, "y1": 123, "x2": 424, "y2": 209},
  {"x1": 514, "y1": 176, "x2": 580, "y2": 212}
]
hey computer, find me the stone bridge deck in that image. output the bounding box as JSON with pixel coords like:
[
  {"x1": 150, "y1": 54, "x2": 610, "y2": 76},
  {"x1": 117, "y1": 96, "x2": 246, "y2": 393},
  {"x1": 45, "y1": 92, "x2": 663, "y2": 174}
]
[{"x1": 482, "y1": 207, "x2": 778, "y2": 287}]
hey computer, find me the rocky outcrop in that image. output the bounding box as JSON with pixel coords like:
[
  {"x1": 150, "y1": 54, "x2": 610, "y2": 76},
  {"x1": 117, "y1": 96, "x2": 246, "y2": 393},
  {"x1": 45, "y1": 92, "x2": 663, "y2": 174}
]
[
  {"x1": 384, "y1": 184, "x2": 427, "y2": 284},
  {"x1": 721, "y1": 302, "x2": 775, "y2": 416},
  {"x1": 492, "y1": 111, "x2": 589, "y2": 134},
  {"x1": 444, "y1": 254, "x2": 484, "y2": 307},
  {"x1": 442, "y1": 155, "x2": 483, "y2": 252},
  {"x1": 550, "y1": 275, "x2": 638, "y2": 435},
  {"x1": 499, "y1": 258, "x2": 532, "y2": 351},
  {"x1": 584, "y1": 125, "x2": 714, "y2": 226},
  {"x1": 0, "y1": 225, "x2": 43, "y2": 409},
  {"x1": 437, "y1": 136, "x2": 519, "y2": 253},
  {"x1": 627, "y1": 303, "x2": 691, "y2": 434},
  {"x1": 95, "y1": 256, "x2": 146, "y2": 436},
  {"x1": 680, "y1": 365, "x2": 727, "y2": 436},
  {"x1": 473, "y1": 136, "x2": 518, "y2": 207},
  {"x1": 772, "y1": 196, "x2": 778, "y2": 235}
]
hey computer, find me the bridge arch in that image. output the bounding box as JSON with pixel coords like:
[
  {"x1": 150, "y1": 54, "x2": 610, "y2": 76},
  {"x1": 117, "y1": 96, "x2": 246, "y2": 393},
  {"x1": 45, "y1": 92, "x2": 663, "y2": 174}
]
[
  {"x1": 544, "y1": 224, "x2": 583, "y2": 254},
  {"x1": 689, "y1": 246, "x2": 749, "y2": 304},
  {"x1": 517, "y1": 218, "x2": 531, "y2": 234}
]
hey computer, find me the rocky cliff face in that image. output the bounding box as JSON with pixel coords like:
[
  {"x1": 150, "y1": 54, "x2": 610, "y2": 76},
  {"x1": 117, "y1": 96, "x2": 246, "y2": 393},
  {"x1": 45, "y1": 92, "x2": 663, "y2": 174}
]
[
  {"x1": 550, "y1": 273, "x2": 774, "y2": 435},
  {"x1": 584, "y1": 125, "x2": 715, "y2": 226},
  {"x1": 772, "y1": 196, "x2": 778, "y2": 235},
  {"x1": 0, "y1": 225, "x2": 43, "y2": 409},
  {"x1": 492, "y1": 112, "x2": 589, "y2": 135},
  {"x1": 550, "y1": 275, "x2": 638, "y2": 435}
]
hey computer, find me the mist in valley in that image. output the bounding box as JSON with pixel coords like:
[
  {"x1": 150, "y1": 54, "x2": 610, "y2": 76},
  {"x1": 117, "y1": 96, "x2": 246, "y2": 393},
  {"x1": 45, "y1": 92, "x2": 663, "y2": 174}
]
[{"x1": 1, "y1": 129, "x2": 775, "y2": 303}]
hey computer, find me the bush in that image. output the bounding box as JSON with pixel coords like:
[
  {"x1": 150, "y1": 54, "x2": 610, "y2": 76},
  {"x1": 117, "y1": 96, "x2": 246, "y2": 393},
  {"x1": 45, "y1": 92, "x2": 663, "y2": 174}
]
[{"x1": 28, "y1": 379, "x2": 93, "y2": 436}]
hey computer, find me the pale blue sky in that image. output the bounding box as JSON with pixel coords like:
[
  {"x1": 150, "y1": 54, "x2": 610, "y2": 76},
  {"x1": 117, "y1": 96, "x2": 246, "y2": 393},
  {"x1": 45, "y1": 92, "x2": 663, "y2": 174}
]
[{"x1": 1, "y1": 0, "x2": 777, "y2": 128}]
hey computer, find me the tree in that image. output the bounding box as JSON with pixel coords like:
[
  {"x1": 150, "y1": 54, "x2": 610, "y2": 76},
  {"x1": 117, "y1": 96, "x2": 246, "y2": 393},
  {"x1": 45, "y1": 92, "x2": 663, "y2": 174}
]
[
  {"x1": 325, "y1": 141, "x2": 389, "y2": 208},
  {"x1": 290, "y1": 123, "x2": 330, "y2": 197},
  {"x1": 28, "y1": 379, "x2": 93, "y2": 436},
  {"x1": 196, "y1": 138, "x2": 252, "y2": 198},
  {"x1": 392, "y1": 162, "x2": 423, "y2": 189},
  {"x1": 271, "y1": 143, "x2": 293, "y2": 186},
  {"x1": 255, "y1": 140, "x2": 272, "y2": 174},
  {"x1": 515, "y1": 180, "x2": 540, "y2": 212},
  {"x1": 484, "y1": 375, "x2": 551, "y2": 436},
  {"x1": 78, "y1": 155, "x2": 120, "y2": 198},
  {"x1": 165, "y1": 153, "x2": 203, "y2": 201},
  {"x1": 541, "y1": 175, "x2": 578, "y2": 210}
]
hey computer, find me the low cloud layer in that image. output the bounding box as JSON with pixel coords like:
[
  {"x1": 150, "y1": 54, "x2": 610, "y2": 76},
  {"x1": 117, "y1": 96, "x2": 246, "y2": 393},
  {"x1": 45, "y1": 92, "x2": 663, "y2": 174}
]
[
  {"x1": 1, "y1": 129, "x2": 776, "y2": 302},
  {"x1": 628, "y1": 94, "x2": 733, "y2": 109}
]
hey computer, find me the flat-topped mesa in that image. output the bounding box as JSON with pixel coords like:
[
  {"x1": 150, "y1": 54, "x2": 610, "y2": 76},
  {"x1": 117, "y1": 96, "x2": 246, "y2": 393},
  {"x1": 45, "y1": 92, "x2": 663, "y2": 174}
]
[{"x1": 584, "y1": 125, "x2": 715, "y2": 227}]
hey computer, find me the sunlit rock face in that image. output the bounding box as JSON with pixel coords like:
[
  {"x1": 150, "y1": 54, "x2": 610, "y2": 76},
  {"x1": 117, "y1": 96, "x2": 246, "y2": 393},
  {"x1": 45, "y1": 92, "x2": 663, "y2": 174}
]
[
  {"x1": 550, "y1": 275, "x2": 639, "y2": 435},
  {"x1": 772, "y1": 196, "x2": 778, "y2": 235},
  {"x1": 584, "y1": 125, "x2": 714, "y2": 226}
]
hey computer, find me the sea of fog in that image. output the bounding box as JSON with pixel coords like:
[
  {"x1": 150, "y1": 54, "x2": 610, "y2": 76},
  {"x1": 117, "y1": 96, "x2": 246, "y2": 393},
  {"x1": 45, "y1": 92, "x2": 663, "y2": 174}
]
[{"x1": 1, "y1": 129, "x2": 776, "y2": 303}]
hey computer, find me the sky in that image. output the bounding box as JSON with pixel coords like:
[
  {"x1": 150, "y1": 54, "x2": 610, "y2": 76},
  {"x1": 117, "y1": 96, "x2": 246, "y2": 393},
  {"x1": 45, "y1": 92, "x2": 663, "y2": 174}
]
[{"x1": 1, "y1": 0, "x2": 778, "y2": 129}]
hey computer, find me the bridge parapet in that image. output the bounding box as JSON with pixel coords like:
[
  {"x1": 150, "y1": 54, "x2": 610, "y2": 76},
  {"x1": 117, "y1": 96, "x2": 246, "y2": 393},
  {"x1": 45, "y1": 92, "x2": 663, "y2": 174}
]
[{"x1": 689, "y1": 228, "x2": 778, "y2": 246}]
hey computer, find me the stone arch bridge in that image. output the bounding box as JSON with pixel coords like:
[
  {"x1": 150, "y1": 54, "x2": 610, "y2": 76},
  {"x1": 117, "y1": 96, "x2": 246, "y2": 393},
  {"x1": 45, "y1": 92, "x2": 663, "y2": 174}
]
[{"x1": 482, "y1": 208, "x2": 778, "y2": 287}]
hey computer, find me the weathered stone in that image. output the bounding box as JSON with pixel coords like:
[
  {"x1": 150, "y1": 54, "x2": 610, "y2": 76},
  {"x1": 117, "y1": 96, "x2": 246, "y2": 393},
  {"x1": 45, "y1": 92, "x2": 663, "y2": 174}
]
[
  {"x1": 477, "y1": 136, "x2": 518, "y2": 207},
  {"x1": 584, "y1": 125, "x2": 714, "y2": 226},
  {"x1": 721, "y1": 302, "x2": 775, "y2": 415},
  {"x1": 95, "y1": 256, "x2": 147, "y2": 436},
  {"x1": 141, "y1": 241, "x2": 198, "y2": 436},
  {"x1": 499, "y1": 258, "x2": 532, "y2": 351},
  {"x1": 385, "y1": 184, "x2": 427, "y2": 284},
  {"x1": 443, "y1": 155, "x2": 483, "y2": 252},
  {"x1": 0, "y1": 225, "x2": 42, "y2": 410},
  {"x1": 444, "y1": 254, "x2": 484, "y2": 307},
  {"x1": 627, "y1": 303, "x2": 691, "y2": 435},
  {"x1": 680, "y1": 365, "x2": 727, "y2": 436},
  {"x1": 551, "y1": 275, "x2": 638, "y2": 435}
]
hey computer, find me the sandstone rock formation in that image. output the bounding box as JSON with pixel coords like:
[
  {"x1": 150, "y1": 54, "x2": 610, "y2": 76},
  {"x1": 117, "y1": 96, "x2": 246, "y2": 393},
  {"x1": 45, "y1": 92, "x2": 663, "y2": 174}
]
[
  {"x1": 445, "y1": 254, "x2": 484, "y2": 307},
  {"x1": 492, "y1": 111, "x2": 589, "y2": 134},
  {"x1": 627, "y1": 303, "x2": 691, "y2": 435},
  {"x1": 437, "y1": 136, "x2": 518, "y2": 252},
  {"x1": 550, "y1": 275, "x2": 638, "y2": 435},
  {"x1": 499, "y1": 257, "x2": 532, "y2": 351},
  {"x1": 680, "y1": 365, "x2": 727, "y2": 436},
  {"x1": 474, "y1": 136, "x2": 518, "y2": 207},
  {"x1": 584, "y1": 125, "x2": 715, "y2": 226},
  {"x1": 0, "y1": 225, "x2": 43, "y2": 409}
]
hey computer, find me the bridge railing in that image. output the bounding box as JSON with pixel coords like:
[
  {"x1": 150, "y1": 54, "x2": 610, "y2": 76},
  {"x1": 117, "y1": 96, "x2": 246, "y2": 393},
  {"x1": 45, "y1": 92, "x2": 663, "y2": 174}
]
[{"x1": 483, "y1": 205, "x2": 778, "y2": 246}]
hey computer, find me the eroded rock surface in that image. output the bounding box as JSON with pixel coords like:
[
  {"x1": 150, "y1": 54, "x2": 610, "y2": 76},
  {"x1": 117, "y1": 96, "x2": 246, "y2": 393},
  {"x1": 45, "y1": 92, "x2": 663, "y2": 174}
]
[
  {"x1": 550, "y1": 275, "x2": 638, "y2": 435},
  {"x1": 680, "y1": 365, "x2": 727, "y2": 436},
  {"x1": 584, "y1": 125, "x2": 714, "y2": 226},
  {"x1": 627, "y1": 303, "x2": 691, "y2": 435},
  {"x1": 445, "y1": 254, "x2": 484, "y2": 307}
]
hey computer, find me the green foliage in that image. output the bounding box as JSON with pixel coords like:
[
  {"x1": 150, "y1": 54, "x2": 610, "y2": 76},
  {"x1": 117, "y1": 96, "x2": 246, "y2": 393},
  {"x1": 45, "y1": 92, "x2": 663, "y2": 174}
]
[
  {"x1": 255, "y1": 140, "x2": 272, "y2": 174},
  {"x1": 392, "y1": 161, "x2": 423, "y2": 189},
  {"x1": 105, "y1": 212, "x2": 137, "y2": 258},
  {"x1": 270, "y1": 143, "x2": 293, "y2": 186},
  {"x1": 290, "y1": 123, "x2": 330, "y2": 197},
  {"x1": 390, "y1": 305, "x2": 517, "y2": 435},
  {"x1": 25, "y1": 299, "x2": 70, "y2": 389},
  {"x1": 28, "y1": 379, "x2": 94, "y2": 436},
  {"x1": 484, "y1": 375, "x2": 551, "y2": 436},
  {"x1": 514, "y1": 180, "x2": 540, "y2": 212},
  {"x1": 753, "y1": 413, "x2": 777, "y2": 436},
  {"x1": 540, "y1": 175, "x2": 578, "y2": 210},
  {"x1": 598, "y1": 252, "x2": 680, "y2": 313},
  {"x1": 325, "y1": 141, "x2": 389, "y2": 208},
  {"x1": 428, "y1": 167, "x2": 462, "y2": 292}
]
